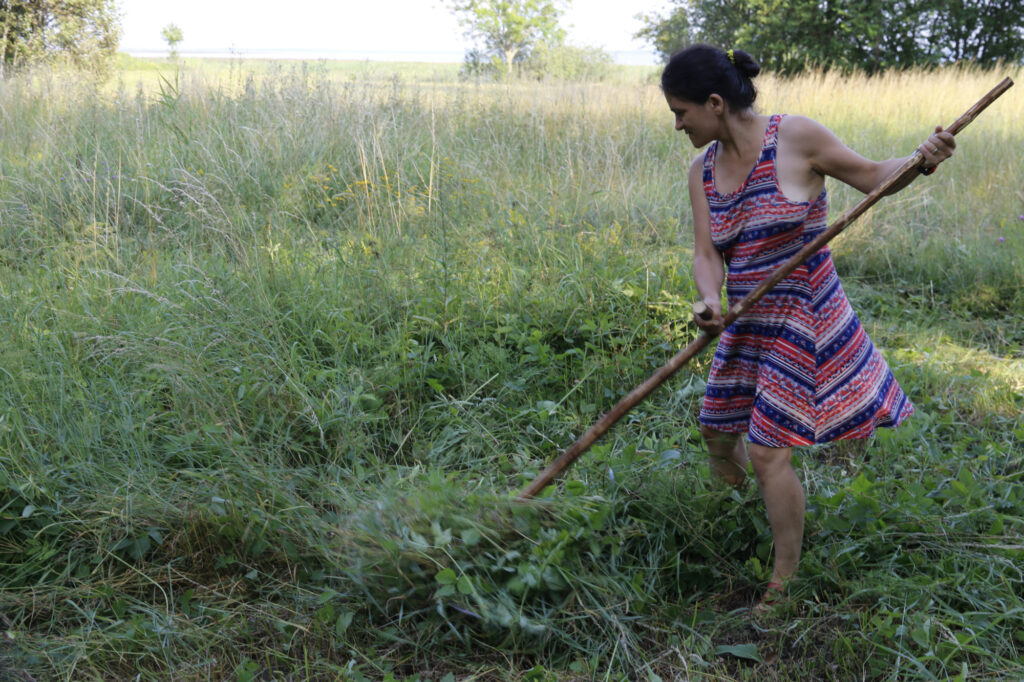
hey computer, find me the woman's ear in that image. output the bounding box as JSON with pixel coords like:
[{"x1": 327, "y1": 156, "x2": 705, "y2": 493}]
[{"x1": 707, "y1": 93, "x2": 725, "y2": 115}]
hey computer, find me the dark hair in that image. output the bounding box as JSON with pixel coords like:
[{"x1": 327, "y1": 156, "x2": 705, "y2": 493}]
[{"x1": 661, "y1": 43, "x2": 761, "y2": 110}]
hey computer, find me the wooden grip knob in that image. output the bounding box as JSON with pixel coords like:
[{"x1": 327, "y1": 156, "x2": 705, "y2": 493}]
[{"x1": 692, "y1": 301, "x2": 713, "y2": 321}]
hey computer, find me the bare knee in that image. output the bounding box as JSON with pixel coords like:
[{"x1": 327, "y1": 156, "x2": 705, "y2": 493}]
[
  {"x1": 702, "y1": 426, "x2": 748, "y2": 487},
  {"x1": 701, "y1": 424, "x2": 736, "y2": 444},
  {"x1": 747, "y1": 443, "x2": 793, "y2": 479}
]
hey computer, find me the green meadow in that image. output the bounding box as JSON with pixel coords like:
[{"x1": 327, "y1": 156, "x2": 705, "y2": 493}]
[{"x1": 1, "y1": 58, "x2": 1022, "y2": 680}]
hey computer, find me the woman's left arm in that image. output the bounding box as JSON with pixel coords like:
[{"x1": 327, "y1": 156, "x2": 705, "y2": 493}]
[{"x1": 790, "y1": 116, "x2": 955, "y2": 195}]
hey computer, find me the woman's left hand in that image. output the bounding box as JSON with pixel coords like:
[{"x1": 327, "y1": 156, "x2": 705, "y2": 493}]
[{"x1": 918, "y1": 126, "x2": 956, "y2": 170}]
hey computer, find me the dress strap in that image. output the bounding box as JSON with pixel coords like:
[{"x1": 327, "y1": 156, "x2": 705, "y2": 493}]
[
  {"x1": 764, "y1": 114, "x2": 784, "y2": 151},
  {"x1": 702, "y1": 141, "x2": 718, "y2": 194}
]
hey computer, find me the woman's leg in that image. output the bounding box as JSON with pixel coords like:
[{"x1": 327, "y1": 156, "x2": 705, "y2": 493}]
[
  {"x1": 701, "y1": 425, "x2": 749, "y2": 488},
  {"x1": 747, "y1": 443, "x2": 805, "y2": 585}
]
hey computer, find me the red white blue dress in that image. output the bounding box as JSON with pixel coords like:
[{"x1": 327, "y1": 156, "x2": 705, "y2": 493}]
[{"x1": 698, "y1": 114, "x2": 913, "y2": 447}]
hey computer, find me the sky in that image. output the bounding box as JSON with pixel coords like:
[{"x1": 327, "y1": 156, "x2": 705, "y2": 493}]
[{"x1": 116, "y1": 0, "x2": 666, "y2": 64}]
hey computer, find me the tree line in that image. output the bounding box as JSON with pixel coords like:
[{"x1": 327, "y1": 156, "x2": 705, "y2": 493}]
[
  {"x1": 2, "y1": 0, "x2": 1021, "y2": 79},
  {"x1": 636, "y1": 0, "x2": 1024, "y2": 74}
]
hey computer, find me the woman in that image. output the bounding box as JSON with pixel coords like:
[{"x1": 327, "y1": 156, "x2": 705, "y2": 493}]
[{"x1": 663, "y1": 44, "x2": 955, "y2": 610}]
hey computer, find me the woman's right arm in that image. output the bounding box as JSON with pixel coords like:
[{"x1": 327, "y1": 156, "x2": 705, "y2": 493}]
[{"x1": 689, "y1": 156, "x2": 726, "y2": 331}]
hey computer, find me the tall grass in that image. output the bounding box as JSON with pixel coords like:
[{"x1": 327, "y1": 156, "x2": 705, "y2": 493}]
[{"x1": 0, "y1": 60, "x2": 1022, "y2": 680}]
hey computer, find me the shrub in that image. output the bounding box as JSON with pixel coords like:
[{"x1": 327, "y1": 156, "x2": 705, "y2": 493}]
[{"x1": 524, "y1": 43, "x2": 615, "y2": 82}]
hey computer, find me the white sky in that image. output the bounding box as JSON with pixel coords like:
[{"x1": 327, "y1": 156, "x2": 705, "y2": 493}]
[{"x1": 116, "y1": 0, "x2": 666, "y2": 59}]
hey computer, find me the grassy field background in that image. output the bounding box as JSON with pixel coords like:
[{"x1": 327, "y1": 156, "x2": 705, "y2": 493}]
[{"x1": 1, "y1": 57, "x2": 1022, "y2": 680}]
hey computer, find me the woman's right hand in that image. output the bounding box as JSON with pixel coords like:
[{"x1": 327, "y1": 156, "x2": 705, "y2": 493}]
[{"x1": 693, "y1": 300, "x2": 725, "y2": 334}]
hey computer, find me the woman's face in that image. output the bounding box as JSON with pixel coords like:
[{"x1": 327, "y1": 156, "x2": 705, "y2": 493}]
[{"x1": 665, "y1": 94, "x2": 718, "y2": 147}]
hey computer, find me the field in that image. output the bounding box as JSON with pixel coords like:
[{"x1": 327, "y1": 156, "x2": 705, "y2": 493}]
[{"x1": 1, "y1": 57, "x2": 1023, "y2": 680}]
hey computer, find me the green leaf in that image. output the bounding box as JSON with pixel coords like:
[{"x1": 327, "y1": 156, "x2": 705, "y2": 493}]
[
  {"x1": 431, "y1": 521, "x2": 452, "y2": 547},
  {"x1": 435, "y1": 568, "x2": 457, "y2": 585},
  {"x1": 850, "y1": 472, "x2": 873, "y2": 494},
  {"x1": 317, "y1": 603, "x2": 334, "y2": 624},
  {"x1": 564, "y1": 479, "x2": 585, "y2": 496},
  {"x1": 457, "y1": 575, "x2": 473, "y2": 595},
  {"x1": 714, "y1": 643, "x2": 762, "y2": 662},
  {"x1": 235, "y1": 659, "x2": 260, "y2": 682},
  {"x1": 460, "y1": 528, "x2": 481, "y2": 546},
  {"x1": 659, "y1": 448, "x2": 682, "y2": 463},
  {"x1": 335, "y1": 611, "x2": 354, "y2": 637},
  {"x1": 130, "y1": 536, "x2": 151, "y2": 560}
]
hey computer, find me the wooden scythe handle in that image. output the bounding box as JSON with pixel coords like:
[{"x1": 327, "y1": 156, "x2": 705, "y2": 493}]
[{"x1": 517, "y1": 77, "x2": 1014, "y2": 500}]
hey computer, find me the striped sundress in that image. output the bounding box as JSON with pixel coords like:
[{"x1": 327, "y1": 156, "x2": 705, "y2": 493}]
[{"x1": 698, "y1": 114, "x2": 913, "y2": 447}]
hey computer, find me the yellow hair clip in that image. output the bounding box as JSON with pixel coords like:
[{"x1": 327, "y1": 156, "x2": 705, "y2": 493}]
[{"x1": 727, "y1": 49, "x2": 735, "y2": 64}]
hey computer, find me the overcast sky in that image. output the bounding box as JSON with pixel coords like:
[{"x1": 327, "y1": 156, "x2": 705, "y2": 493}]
[{"x1": 116, "y1": 0, "x2": 666, "y2": 62}]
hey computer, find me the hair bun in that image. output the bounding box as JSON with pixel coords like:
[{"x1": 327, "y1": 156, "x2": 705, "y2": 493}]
[
  {"x1": 732, "y1": 49, "x2": 761, "y2": 79},
  {"x1": 661, "y1": 43, "x2": 759, "y2": 110}
]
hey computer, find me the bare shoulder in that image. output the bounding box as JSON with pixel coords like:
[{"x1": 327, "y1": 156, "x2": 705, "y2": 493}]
[
  {"x1": 688, "y1": 153, "x2": 704, "y2": 176},
  {"x1": 777, "y1": 114, "x2": 865, "y2": 179},
  {"x1": 686, "y1": 152, "x2": 708, "y2": 190},
  {"x1": 777, "y1": 115, "x2": 838, "y2": 151},
  {"x1": 687, "y1": 152, "x2": 711, "y2": 209}
]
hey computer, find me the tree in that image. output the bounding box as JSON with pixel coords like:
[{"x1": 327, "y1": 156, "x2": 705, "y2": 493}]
[
  {"x1": 635, "y1": 0, "x2": 1024, "y2": 74},
  {"x1": 635, "y1": 0, "x2": 746, "y2": 61},
  {"x1": 0, "y1": 0, "x2": 120, "y2": 76},
  {"x1": 161, "y1": 22, "x2": 183, "y2": 60},
  {"x1": 921, "y1": 0, "x2": 1024, "y2": 64},
  {"x1": 446, "y1": 0, "x2": 568, "y2": 76}
]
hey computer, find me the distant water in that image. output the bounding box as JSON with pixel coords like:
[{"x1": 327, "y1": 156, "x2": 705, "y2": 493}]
[{"x1": 124, "y1": 47, "x2": 660, "y2": 66}]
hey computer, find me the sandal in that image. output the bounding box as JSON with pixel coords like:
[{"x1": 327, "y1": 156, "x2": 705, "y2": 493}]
[{"x1": 752, "y1": 580, "x2": 786, "y2": 614}]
